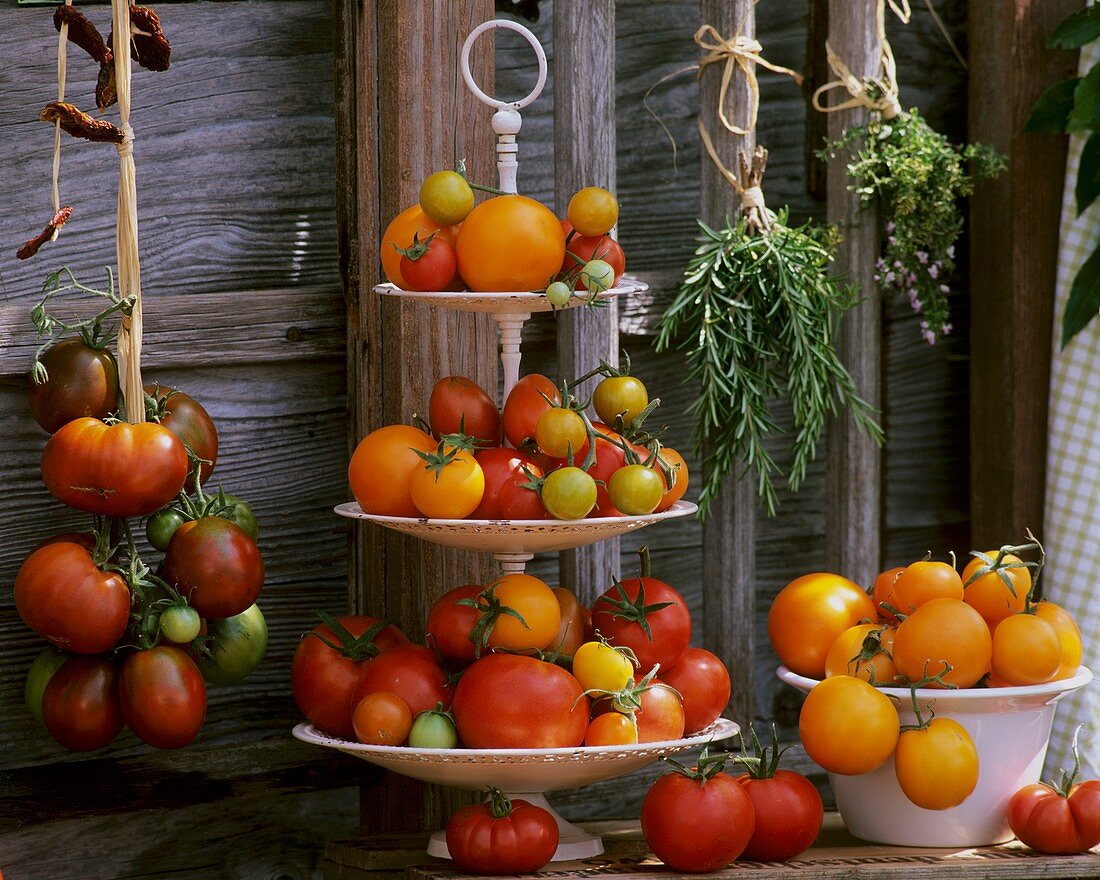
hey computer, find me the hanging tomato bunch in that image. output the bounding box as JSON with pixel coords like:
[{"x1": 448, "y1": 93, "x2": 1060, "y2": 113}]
[
  {"x1": 381, "y1": 171, "x2": 625, "y2": 305},
  {"x1": 15, "y1": 270, "x2": 268, "y2": 752}
]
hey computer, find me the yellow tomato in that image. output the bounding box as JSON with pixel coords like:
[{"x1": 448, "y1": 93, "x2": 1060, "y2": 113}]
[
  {"x1": 895, "y1": 717, "x2": 979, "y2": 810},
  {"x1": 409, "y1": 447, "x2": 485, "y2": 519},
  {"x1": 962, "y1": 552, "x2": 1030, "y2": 626},
  {"x1": 824, "y1": 624, "x2": 897, "y2": 685},
  {"x1": 573, "y1": 641, "x2": 636, "y2": 693},
  {"x1": 567, "y1": 187, "x2": 619, "y2": 237},
  {"x1": 991, "y1": 613, "x2": 1061, "y2": 686},
  {"x1": 455, "y1": 195, "x2": 565, "y2": 292},
  {"x1": 1035, "y1": 601, "x2": 1084, "y2": 680},
  {"x1": 484, "y1": 574, "x2": 561, "y2": 652},
  {"x1": 799, "y1": 676, "x2": 899, "y2": 775}
]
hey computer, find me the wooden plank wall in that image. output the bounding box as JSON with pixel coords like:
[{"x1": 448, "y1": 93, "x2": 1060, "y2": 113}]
[
  {"x1": 498, "y1": 0, "x2": 972, "y2": 819},
  {"x1": 0, "y1": 2, "x2": 361, "y2": 878}
]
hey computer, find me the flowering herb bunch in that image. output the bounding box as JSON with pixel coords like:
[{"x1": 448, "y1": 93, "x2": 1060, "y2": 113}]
[{"x1": 821, "y1": 108, "x2": 1004, "y2": 344}]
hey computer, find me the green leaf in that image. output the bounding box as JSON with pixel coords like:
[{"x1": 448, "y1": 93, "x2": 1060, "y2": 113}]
[
  {"x1": 1025, "y1": 78, "x2": 1081, "y2": 133},
  {"x1": 1063, "y1": 247, "x2": 1100, "y2": 348},
  {"x1": 1068, "y1": 66, "x2": 1100, "y2": 134},
  {"x1": 1050, "y1": 5, "x2": 1100, "y2": 49},
  {"x1": 1077, "y1": 131, "x2": 1100, "y2": 216}
]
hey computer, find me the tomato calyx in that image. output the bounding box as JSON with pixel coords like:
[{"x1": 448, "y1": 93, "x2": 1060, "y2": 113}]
[
  {"x1": 597, "y1": 547, "x2": 672, "y2": 640},
  {"x1": 394, "y1": 230, "x2": 436, "y2": 262},
  {"x1": 306, "y1": 611, "x2": 395, "y2": 661},
  {"x1": 847, "y1": 625, "x2": 894, "y2": 685},
  {"x1": 732, "y1": 722, "x2": 790, "y2": 779},
  {"x1": 484, "y1": 786, "x2": 518, "y2": 819},
  {"x1": 964, "y1": 530, "x2": 1045, "y2": 608},
  {"x1": 661, "y1": 744, "x2": 729, "y2": 783},
  {"x1": 460, "y1": 582, "x2": 530, "y2": 658},
  {"x1": 412, "y1": 434, "x2": 481, "y2": 482},
  {"x1": 583, "y1": 663, "x2": 676, "y2": 715}
]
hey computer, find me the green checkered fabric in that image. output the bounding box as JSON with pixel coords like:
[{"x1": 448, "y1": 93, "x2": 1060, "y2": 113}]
[{"x1": 1043, "y1": 38, "x2": 1100, "y2": 779}]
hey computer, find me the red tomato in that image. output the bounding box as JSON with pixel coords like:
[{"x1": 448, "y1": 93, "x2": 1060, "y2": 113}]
[
  {"x1": 119, "y1": 647, "x2": 207, "y2": 749},
  {"x1": 560, "y1": 220, "x2": 626, "y2": 290},
  {"x1": 591, "y1": 558, "x2": 691, "y2": 672},
  {"x1": 1008, "y1": 780, "x2": 1100, "y2": 854},
  {"x1": 737, "y1": 770, "x2": 823, "y2": 861},
  {"x1": 634, "y1": 680, "x2": 685, "y2": 742},
  {"x1": 426, "y1": 584, "x2": 483, "y2": 668},
  {"x1": 642, "y1": 762, "x2": 756, "y2": 872},
  {"x1": 472, "y1": 448, "x2": 544, "y2": 519},
  {"x1": 429, "y1": 376, "x2": 501, "y2": 446},
  {"x1": 662, "y1": 647, "x2": 730, "y2": 734},
  {"x1": 14, "y1": 541, "x2": 130, "y2": 654},
  {"x1": 503, "y1": 374, "x2": 560, "y2": 450},
  {"x1": 145, "y1": 385, "x2": 219, "y2": 489},
  {"x1": 452, "y1": 653, "x2": 588, "y2": 749},
  {"x1": 291, "y1": 615, "x2": 409, "y2": 739},
  {"x1": 163, "y1": 517, "x2": 264, "y2": 620},
  {"x1": 380, "y1": 205, "x2": 460, "y2": 290},
  {"x1": 350, "y1": 644, "x2": 452, "y2": 717},
  {"x1": 577, "y1": 424, "x2": 629, "y2": 517},
  {"x1": 446, "y1": 790, "x2": 559, "y2": 874},
  {"x1": 41, "y1": 417, "x2": 188, "y2": 517},
  {"x1": 400, "y1": 234, "x2": 457, "y2": 292},
  {"x1": 41, "y1": 655, "x2": 124, "y2": 751},
  {"x1": 28, "y1": 337, "x2": 119, "y2": 433}
]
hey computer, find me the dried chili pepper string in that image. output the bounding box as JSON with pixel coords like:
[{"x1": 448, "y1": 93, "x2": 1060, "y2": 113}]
[{"x1": 111, "y1": 0, "x2": 145, "y2": 424}]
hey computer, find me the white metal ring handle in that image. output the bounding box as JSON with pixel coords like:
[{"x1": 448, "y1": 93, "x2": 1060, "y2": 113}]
[{"x1": 460, "y1": 19, "x2": 547, "y2": 110}]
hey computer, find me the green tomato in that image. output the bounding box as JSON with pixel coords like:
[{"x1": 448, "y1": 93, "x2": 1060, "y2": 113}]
[
  {"x1": 593, "y1": 375, "x2": 649, "y2": 427},
  {"x1": 581, "y1": 259, "x2": 615, "y2": 294},
  {"x1": 608, "y1": 464, "x2": 664, "y2": 516},
  {"x1": 160, "y1": 605, "x2": 202, "y2": 644},
  {"x1": 147, "y1": 508, "x2": 186, "y2": 551},
  {"x1": 220, "y1": 494, "x2": 260, "y2": 541},
  {"x1": 545, "y1": 281, "x2": 572, "y2": 308},
  {"x1": 25, "y1": 647, "x2": 70, "y2": 726},
  {"x1": 419, "y1": 171, "x2": 475, "y2": 226},
  {"x1": 541, "y1": 466, "x2": 598, "y2": 520},
  {"x1": 193, "y1": 604, "x2": 267, "y2": 685},
  {"x1": 408, "y1": 708, "x2": 458, "y2": 749}
]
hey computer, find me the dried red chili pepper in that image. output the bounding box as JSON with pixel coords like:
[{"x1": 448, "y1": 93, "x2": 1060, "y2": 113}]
[
  {"x1": 96, "y1": 62, "x2": 117, "y2": 111},
  {"x1": 54, "y1": 6, "x2": 112, "y2": 65},
  {"x1": 129, "y1": 6, "x2": 171, "y2": 72},
  {"x1": 40, "y1": 102, "x2": 124, "y2": 144},
  {"x1": 17, "y1": 206, "x2": 73, "y2": 261}
]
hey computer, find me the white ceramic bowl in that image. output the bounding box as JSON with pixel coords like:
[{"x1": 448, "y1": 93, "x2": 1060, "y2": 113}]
[{"x1": 777, "y1": 665, "x2": 1093, "y2": 847}]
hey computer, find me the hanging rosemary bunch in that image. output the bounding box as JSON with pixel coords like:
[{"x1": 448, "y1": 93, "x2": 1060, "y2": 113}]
[
  {"x1": 657, "y1": 149, "x2": 883, "y2": 518},
  {"x1": 820, "y1": 107, "x2": 1004, "y2": 344}
]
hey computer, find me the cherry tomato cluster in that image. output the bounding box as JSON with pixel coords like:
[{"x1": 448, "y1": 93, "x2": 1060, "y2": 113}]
[
  {"x1": 348, "y1": 367, "x2": 689, "y2": 522},
  {"x1": 768, "y1": 536, "x2": 1084, "y2": 812},
  {"x1": 291, "y1": 548, "x2": 730, "y2": 755},
  {"x1": 17, "y1": 331, "x2": 268, "y2": 752},
  {"x1": 641, "y1": 729, "x2": 824, "y2": 873},
  {"x1": 381, "y1": 174, "x2": 626, "y2": 302}
]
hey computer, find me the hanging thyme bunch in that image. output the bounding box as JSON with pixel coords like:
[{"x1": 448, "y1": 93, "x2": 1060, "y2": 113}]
[
  {"x1": 657, "y1": 161, "x2": 883, "y2": 517},
  {"x1": 821, "y1": 108, "x2": 1004, "y2": 344}
]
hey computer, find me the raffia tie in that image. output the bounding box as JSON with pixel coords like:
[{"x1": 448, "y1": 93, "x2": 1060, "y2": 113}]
[
  {"x1": 112, "y1": 0, "x2": 145, "y2": 423},
  {"x1": 51, "y1": 0, "x2": 73, "y2": 221},
  {"x1": 810, "y1": 0, "x2": 906, "y2": 120},
  {"x1": 694, "y1": 24, "x2": 804, "y2": 137}
]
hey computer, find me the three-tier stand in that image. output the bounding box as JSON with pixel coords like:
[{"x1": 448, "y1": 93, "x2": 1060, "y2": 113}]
[{"x1": 295, "y1": 19, "x2": 736, "y2": 861}]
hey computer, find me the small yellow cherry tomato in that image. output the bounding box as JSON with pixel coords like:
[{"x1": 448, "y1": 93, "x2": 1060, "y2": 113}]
[
  {"x1": 535, "y1": 408, "x2": 587, "y2": 460},
  {"x1": 567, "y1": 187, "x2": 619, "y2": 237},
  {"x1": 419, "y1": 171, "x2": 475, "y2": 226},
  {"x1": 573, "y1": 641, "x2": 636, "y2": 693},
  {"x1": 895, "y1": 717, "x2": 978, "y2": 810}
]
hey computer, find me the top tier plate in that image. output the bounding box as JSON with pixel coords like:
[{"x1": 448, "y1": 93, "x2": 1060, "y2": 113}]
[{"x1": 372, "y1": 278, "x2": 647, "y2": 314}]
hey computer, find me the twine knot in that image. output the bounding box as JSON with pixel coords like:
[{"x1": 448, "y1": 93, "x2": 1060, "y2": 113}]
[
  {"x1": 116, "y1": 124, "x2": 134, "y2": 158},
  {"x1": 740, "y1": 186, "x2": 765, "y2": 211}
]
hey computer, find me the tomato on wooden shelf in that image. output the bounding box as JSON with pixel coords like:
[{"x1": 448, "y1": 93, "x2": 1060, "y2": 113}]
[{"x1": 446, "y1": 789, "x2": 559, "y2": 875}]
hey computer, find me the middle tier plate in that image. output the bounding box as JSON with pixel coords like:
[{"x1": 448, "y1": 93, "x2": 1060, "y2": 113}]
[{"x1": 334, "y1": 500, "x2": 697, "y2": 555}]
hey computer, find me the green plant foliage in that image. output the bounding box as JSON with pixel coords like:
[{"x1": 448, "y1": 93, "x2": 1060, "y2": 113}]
[
  {"x1": 655, "y1": 211, "x2": 883, "y2": 517},
  {"x1": 821, "y1": 110, "x2": 1004, "y2": 345}
]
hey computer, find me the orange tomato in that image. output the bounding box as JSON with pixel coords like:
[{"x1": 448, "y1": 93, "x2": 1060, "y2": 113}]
[
  {"x1": 484, "y1": 574, "x2": 561, "y2": 653},
  {"x1": 824, "y1": 624, "x2": 897, "y2": 685},
  {"x1": 352, "y1": 691, "x2": 413, "y2": 746},
  {"x1": 768, "y1": 573, "x2": 876, "y2": 679},
  {"x1": 409, "y1": 446, "x2": 485, "y2": 519},
  {"x1": 381, "y1": 205, "x2": 459, "y2": 290},
  {"x1": 455, "y1": 195, "x2": 566, "y2": 292},
  {"x1": 634, "y1": 681, "x2": 686, "y2": 743},
  {"x1": 348, "y1": 425, "x2": 437, "y2": 517},
  {"x1": 892, "y1": 560, "x2": 964, "y2": 614},
  {"x1": 895, "y1": 717, "x2": 978, "y2": 810},
  {"x1": 871, "y1": 566, "x2": 905, "y2": 624},
  {"x1": 655, "y1": 447, "x2": 689, "y2": 512},
  {"x1": 892, "y1": 598, "x2": 992, "y2": 688},
  {"x1": 1035, "y1": 601, "x2": 1084, "y2": 680},
  {"x1": 962, "y1": 552, "x2": 1030, "y2": 626},
  {"x1": 585, "y1": 711, "x2": 638, "y2": 746},
  {"x1": 991, "y1": 613, "x2": 1061, "y2": 686},
  {"x1": 799, "y1": 676, "x2": 899, "y2": 775}
]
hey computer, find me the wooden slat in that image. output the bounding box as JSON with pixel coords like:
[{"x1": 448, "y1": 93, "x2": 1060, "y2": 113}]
[
  {"x1": 967, "y1": 0, "x2": 1077, "y2": 549},
  {"x1": 698, "y1": 0, "x2": 757, "y2": 729},
  {"x1": 553, "y1": 0, "x2": 621, "y2": 601},
  {"x1": 823, "y1": 0, "x2": 883, "y2": 588}
]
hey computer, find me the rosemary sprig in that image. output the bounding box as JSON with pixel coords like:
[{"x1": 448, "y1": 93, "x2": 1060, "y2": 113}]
[
  {"x1": 656, "y1": 210, "x2": 883, "y2": 518},
  {"x1": 820, "y1": 109, "x2": 1004, "y2": 344}
]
